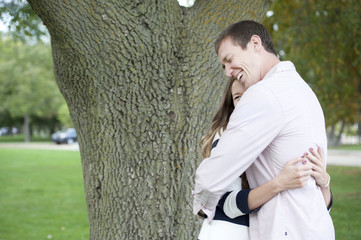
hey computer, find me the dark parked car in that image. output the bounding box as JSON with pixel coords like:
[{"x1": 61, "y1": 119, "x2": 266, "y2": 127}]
[{"x1": 51, "y1": 128, "x2": 77, "y2": 144}]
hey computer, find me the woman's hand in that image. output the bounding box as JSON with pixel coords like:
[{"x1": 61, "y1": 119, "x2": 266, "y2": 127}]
[
  {"x1": 273, "y1": 157, "x2": 313, "y2": 191},
  {"x1": 305, "y1": 147, "x2": 330, "y2": 188}
]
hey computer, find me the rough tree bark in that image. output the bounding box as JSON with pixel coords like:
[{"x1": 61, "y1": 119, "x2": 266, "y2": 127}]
[{"x1": 26, "y1": 0, "x2": 270, "y2": 239}]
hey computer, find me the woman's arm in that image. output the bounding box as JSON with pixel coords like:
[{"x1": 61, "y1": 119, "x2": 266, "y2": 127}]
[
  {"x1": 247, "y1": 157, "x2": 312, "y2": 210},
  {"x1": 221, "y1": 157, "x2": 312, "y2": 218},
  {"x1": 221, "y1": 149, "x2": 332, "y2": 218}
]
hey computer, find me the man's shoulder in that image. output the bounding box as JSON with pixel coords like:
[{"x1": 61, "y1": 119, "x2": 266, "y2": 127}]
[
  {"x1": 257, "y1": 62, "x2": 306, "y2": 92},
  {"x1": 262, "y1": 61, "x2": 300, "y2": 81},
  {"x1": 243, "y1": 80, "x2": 278, "y2": 100},
  {"x1": 238, "y1": 83, "x2": 282, "y2": 114}
]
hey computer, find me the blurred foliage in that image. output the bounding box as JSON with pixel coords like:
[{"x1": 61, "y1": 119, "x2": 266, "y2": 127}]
[
  {"x1": 0, "y1": 0, "x2": 47, "y2": 41},
  {"x1": 0, "y1": 1, "x2": 69, "y2": 134},
  {"x1": 2, "y1": 0, "x2": 359, "y2": 137},
  {"x1": 0, "y1": 37, "x2": 66, "y2": 131},
  {"x1": 264, "y1": 0, "x2": 361, "y2": 128},
  {"x1": 57, "y1": 103, "x2": 73, "y2": 128}
]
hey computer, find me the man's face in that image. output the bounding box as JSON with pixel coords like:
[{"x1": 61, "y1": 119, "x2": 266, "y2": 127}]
[{"x1": 218, "y1": 37, "x2": 261, "y2": 89}]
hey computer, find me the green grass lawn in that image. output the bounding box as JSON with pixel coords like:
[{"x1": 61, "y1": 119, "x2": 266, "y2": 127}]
[
  {"x1": 0, "y1": 135, "x2": 51, "y2": 143},
  {"x1": 331, "y1": 144, "x2": 361, "y2": 151},
  {"x1": 0, "y1": 149, "x2": 89, "y2": 240},
  {"x1": 328, "y1": 165, "x2": 361, "y2": 240},
  {"x1": 0, "y1": 149, "x2": 360, "y2": 239}
]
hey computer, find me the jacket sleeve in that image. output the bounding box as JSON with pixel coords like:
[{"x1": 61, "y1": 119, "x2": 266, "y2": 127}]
[{"x1": 217, "y1": 189, "x2": 261, "y2": 219}]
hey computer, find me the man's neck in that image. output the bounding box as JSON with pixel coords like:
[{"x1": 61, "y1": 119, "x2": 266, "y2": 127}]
[{"x1": 260, "y1": 54, "x2": 281, "y2": 80}]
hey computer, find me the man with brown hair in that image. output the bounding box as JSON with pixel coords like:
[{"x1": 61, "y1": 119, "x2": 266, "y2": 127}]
[{"x1": 193, "y1": 20, "x2": 334, "y2": 240}]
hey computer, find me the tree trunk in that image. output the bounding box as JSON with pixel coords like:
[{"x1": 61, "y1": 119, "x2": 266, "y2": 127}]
[
  {"x1": 26, "y1": 0, "x2": 270, "y2": 238},
  {"x1": 335, "y1": 120, "x2": 345, "y2": 146},
  {"x1": 24, "y1": 113, "x2": 30, "y2": 142},
  {"x1": 358, "y1": 121, "x2": 361, "y2": 144},
  {"x1": 327, "y1": 121, "x2": 346, "y2": 147}
]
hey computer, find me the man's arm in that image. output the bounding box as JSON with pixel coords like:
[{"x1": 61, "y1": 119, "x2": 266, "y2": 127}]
[{"x1": 193, "y1": 86, "x2": 285, "y2": 218}]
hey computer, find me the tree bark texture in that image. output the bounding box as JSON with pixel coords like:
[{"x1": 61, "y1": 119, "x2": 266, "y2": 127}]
[{"x1": 27, "y1": 0, "x2": 270, "y2": 239}]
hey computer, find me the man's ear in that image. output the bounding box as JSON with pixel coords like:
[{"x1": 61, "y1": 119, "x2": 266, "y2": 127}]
[{"x1": 250, "y1": 35, "x2": 262, "y2": 52}]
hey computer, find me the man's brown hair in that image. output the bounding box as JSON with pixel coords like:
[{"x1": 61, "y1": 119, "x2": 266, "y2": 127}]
[{"x1": 215, "y1": 20, "x2": 277, "y2": 56}]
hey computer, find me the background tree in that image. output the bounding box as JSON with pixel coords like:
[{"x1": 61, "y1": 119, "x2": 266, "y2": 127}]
[
  {"x1": 15, "y1": 0, "x2": 272, "y2": 239},
  {"x1": 57, "y1": 103, "x2": 73, "y2": 128},
  {"x1": 264, "y1": 0, "x2": 361, "y2": 146},
  {"x1": 0, "y1": 0, "x2": 46, "y2": 41},
  {"x1": 0, "y1": 38, "x2": 65, "y2": 141}
]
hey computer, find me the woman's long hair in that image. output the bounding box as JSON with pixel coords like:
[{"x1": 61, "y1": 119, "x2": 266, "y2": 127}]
[
  {"x1": 201, "y1": 78, "x2": 235, "y2": 159},
  {"x1": 201, "y1": 78, "x2": 249, "y2": 189}
]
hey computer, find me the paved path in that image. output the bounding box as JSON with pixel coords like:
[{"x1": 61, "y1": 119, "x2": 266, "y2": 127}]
[
  {"x1": 328, "y1": 149, "x2": 361, "y2": 167},
  {"x1": 0, "y1": 142, "x2": 80, "y2": 151},
  {"x1": 0, "y1": 143, "x2": 360, "y2": 167}
]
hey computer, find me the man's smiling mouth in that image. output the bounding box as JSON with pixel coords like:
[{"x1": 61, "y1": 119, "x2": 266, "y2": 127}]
[{"x1": 237, "y1": 72, "x2": 244, "y2": 81}]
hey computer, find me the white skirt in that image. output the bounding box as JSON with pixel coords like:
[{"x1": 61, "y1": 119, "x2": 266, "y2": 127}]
[{"x1": 197, "y1": 219, "x2": 250, "y2": 240}]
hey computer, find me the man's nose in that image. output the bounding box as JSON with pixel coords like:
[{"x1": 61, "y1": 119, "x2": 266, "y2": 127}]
[{"x1": 225, "y1": 65, "x2": 233, "y2": 78}]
